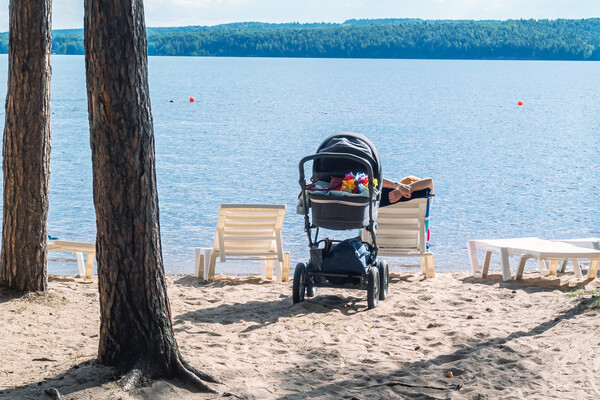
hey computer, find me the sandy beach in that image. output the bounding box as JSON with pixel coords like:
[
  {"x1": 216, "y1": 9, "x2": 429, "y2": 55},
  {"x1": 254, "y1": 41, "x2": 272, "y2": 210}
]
[{"x1": 1, "y1": 271, "x2": 599, "y2": 399}]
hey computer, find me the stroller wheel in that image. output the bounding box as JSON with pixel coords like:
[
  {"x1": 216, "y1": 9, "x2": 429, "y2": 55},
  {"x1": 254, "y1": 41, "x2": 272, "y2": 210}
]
[
  {"x1": 377, "y1": 260, "x2": 389, "y2": 301},
  {"x1": 305, "y1": 262, "x2": 317, "y2": 297},
  {"x1": 293, "y1": 263, "x2": 307, "y2": 304},
  {"x1": 367, "y1": 266, "x2": 380, "y2": 309}
]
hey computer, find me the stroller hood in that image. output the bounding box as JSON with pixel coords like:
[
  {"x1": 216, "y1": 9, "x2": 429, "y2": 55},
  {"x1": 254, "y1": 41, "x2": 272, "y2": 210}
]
[{"x1": 312, "y1": 132, "x2": 381, "y2": 183}]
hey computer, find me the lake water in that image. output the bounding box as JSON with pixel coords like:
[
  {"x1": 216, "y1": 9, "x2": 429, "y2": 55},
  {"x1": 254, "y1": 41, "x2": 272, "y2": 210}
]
[{"x1": 0, "y1": 55, "x2": 598, "y2": 276}]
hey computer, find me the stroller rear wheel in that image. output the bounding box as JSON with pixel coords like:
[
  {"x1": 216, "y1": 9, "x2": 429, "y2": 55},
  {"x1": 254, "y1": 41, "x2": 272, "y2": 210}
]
[
  {"x1": 293, "y1": 263, "x2": 307, "y2": 304},
  {"x1": 377, "y1": 260, "x2": 389, "y2": 300},
  {"x1": 367, "y1": 266, "x2": 380, "y2": 309}
]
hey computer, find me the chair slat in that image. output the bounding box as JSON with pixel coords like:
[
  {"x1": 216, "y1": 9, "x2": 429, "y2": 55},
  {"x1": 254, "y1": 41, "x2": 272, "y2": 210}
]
[
  {"x1": 220, "y1": 249, "x2": 279, "y2": 256},
  {"x1": 377, "y1": 238, "x2": 419, "y2": 247},
  {"x1": 222, "y1": 244, "x2": 275, "y2": 251},
  {"x1": 223, "y1": 228, "x2": 276, "y2": 235},
  {"x1": 222, "y1": 220, "x2": 277, "y2": 228},
  {"x1": 225, "y1": 212, "x2": 280, "y2": 219},
  {"x1": 223, "y1": 235, "x2": 275, "y2": 241},
  {"x1": 376, "y1": 226, "x2": 420, "y2": 234},
  {"x1": 378, "y1": 217, "x2": 419, "y2": 225}
]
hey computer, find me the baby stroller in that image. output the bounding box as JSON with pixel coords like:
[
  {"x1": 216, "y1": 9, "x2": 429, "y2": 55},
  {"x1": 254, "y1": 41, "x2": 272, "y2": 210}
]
[{"x1": 294, "y1": 132, "x2": 389, "y2": 309}]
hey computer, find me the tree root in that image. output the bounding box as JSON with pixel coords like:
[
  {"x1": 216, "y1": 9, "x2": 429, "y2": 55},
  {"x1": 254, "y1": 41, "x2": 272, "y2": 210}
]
[
  {"x1": 118, "y1": 368, "x2": 145, "y2": 392},
  {"x1": 368, "y1": 381, "x2": 462, "y2": 392},
  {"x1": 44, "y1": 387, "x2": 63, "y2": 400},
  {"x1": 174, "y1": 354, "x2": 219, "y2": 394},
  {"x1": 180, "y1": 356, "x2": 219, "y2": 384},
  {"x1": 115, "y1": 355, "x2": 220, "y2": 394}
]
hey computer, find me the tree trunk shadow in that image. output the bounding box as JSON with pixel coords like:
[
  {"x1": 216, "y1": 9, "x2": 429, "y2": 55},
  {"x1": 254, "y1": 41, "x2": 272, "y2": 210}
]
[{"x1": 0, "y1": 360, "x2": 114, "y2": 400}]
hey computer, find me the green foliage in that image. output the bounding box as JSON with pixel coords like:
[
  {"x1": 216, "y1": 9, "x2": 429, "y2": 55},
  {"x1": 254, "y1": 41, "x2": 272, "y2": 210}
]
[
  {"x1": 143, "y1": 19, "x2": 600, "y2": 60},
  {"x1": 53, "y1": 34, "x2": 84, "y2": 55},
  {"x1": 566, "y1": 289, "x2": 599, "y2": 298},
  {"x1": 1, "y1": 19, "x2": 598, "y2": 60}
]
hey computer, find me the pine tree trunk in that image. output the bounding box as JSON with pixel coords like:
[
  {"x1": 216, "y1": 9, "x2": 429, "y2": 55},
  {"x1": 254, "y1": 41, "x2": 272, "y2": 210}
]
[
  {"x1": 84, "y1": 0, "x2": 217, "y2": 391},
  {"x1": 0, "y1": 0, "x2": 52, "y2": 292}
]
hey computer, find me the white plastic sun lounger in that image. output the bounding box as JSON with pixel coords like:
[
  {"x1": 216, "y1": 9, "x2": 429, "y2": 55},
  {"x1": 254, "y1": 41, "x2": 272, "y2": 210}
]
[
  {"x1": 194, "y1": 204, "x2": 290, "y2": 282},
  {"x1": 468, "y1": 237, "x2": 600, "y2": 281},
  {"x1": 48, "y1": 240, "x2": 96, "y2": 279},
  {"x1": 362, "y1": 197, "x2": 434, "y2": 278}
]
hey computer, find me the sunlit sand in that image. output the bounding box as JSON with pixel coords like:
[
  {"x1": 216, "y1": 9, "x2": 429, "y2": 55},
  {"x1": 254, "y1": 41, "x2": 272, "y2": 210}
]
[{"x1": 1, "y1": 271, "x2": 598, "y2": 399}]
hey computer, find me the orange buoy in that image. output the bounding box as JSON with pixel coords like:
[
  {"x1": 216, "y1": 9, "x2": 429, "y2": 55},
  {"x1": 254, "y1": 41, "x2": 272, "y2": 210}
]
[
  {"x1": 189, "y1": 97, "x2": 195, "y2": 102},
  {"x1": 517, "y1": 100, "x2": 523, "y2": 106}
]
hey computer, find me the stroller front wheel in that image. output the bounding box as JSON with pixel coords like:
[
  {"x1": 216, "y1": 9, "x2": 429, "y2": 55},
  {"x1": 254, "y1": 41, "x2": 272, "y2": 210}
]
[
  {"x1": 377, "y1": 260, "x2": 389, "y2": 300},
  {"x1": 367, "y1": 266, "x2": 380, "y2": 309},
  {"x1": 293, "y1": 263, "x2": 307, "y2": 304}
]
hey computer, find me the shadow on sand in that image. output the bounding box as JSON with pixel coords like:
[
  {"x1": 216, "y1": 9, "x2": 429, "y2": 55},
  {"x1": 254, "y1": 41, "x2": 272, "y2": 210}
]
[
  {"x1": 0, "y1": 360, "x2": 116, "y2": 400},
  {"x1": 173, "y1": 272, "x2": 416, "y2": 328},
  {"x1": 270, "y1": 295, "x2": 598, "y2": 399}
]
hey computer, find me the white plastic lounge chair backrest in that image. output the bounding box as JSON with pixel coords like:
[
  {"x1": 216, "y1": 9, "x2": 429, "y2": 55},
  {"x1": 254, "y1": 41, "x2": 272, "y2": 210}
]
[
  {"x1": 362, "y1": 198, "x2": 431, "y2": 256},
  {"x1": 213, "y1": 204, "x2": 286, "y2": 262}
]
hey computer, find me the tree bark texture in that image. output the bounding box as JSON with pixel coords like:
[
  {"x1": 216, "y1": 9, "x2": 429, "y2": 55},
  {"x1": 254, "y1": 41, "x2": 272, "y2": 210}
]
[
  {"x1": 0, "y1": 0, "x2": 52, "y2": 292},
  {"x1": 84, "y1": 0, "x2": 217, "y2": 391}
]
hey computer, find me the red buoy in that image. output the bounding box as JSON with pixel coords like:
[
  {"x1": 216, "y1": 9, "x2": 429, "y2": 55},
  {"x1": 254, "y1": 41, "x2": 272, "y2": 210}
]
[
  {"x1": 189, "y1": 97, "x2": 195, "y2": 103},
  {"x1": 517, "y1": 100, "x2": 523, "y2": 106}
]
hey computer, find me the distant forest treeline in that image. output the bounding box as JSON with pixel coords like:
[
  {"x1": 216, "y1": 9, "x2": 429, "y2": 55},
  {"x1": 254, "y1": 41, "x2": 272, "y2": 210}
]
[{"x1": 1, "y1": 18, "x2": 599, "y2": 60}]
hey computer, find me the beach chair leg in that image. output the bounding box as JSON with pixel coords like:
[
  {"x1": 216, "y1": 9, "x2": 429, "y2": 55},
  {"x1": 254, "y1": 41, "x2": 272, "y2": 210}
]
[
  {"x1": 194, "y1": 248, "x2": 202, "y2": 279},
  {"x1": 203, "y1": 249, "x2": 211, "y2": 279},
  {"x1": 588, "y1": 259, "x2": 599, "y2": 280},
  {"x1": 260, "y1": 260, "x2": 267, "y2": 279},
  {"x1": 538, "y1": 259, "x2": 550, "y2": 276},
  {"x1": 516, "y1": 255, "x2": 531, "y2": 280},
  {"x1": 282, "y1": 252, "x2": 290, "y2": 282},
  {"x1": 420, "y1": 255, "x2": 434, "y2": 278},
  {"x1": 208, "y1": 252, "x2": 218, "y2": 282},
  {"x1": 572, "y1": 259, "x2": 583, "y2": 280},
  {"x1": 85, "y1": 252, "x2": 94, "y2": 280},
  {"x1": 266, "y1": 260, "x2": 274, "y2": 280},
  {"x1": 425, "y1": 254, "x2": 435, "y2": 278},
  {"x1": 194, "y1": 248, "x2": 211, "y2": 280},
  {"x1": 75, "y1": 252, "x2": 85, "y2": 278},
  {"x1": 482, "y1": 251, "x2": 492, "y2": 278},
  {"x1": 560, "y1": 259, "x2": 568, "y2": 273},
  {"x1": 467, "y1": 240, "x2": 480, "y2": 277},
  {"x1": 549, "y1": 259, "x2": 558, "y2": 276},
  {"x1": 273, "y1": 260, "x2": 282, "y2": 282},
  {"x1": 500, "y1": 247, "x2": 512, "y2": 281}
]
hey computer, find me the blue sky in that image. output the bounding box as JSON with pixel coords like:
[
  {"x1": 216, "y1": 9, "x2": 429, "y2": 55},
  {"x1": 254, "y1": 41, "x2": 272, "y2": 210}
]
[{"x1": 0, "y1": 0, "x2": 599, "y2": 32}]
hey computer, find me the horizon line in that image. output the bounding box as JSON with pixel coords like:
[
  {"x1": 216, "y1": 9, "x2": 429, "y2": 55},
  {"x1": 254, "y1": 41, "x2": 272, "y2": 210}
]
[{"x1": 2, "y1": 16, "x2": 598, "y2": 34}]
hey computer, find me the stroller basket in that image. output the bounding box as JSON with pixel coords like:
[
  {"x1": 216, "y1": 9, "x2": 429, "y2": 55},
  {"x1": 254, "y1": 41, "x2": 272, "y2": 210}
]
[{"x1": 308, "y1": 191, "x2": 377, "y2": 230}]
